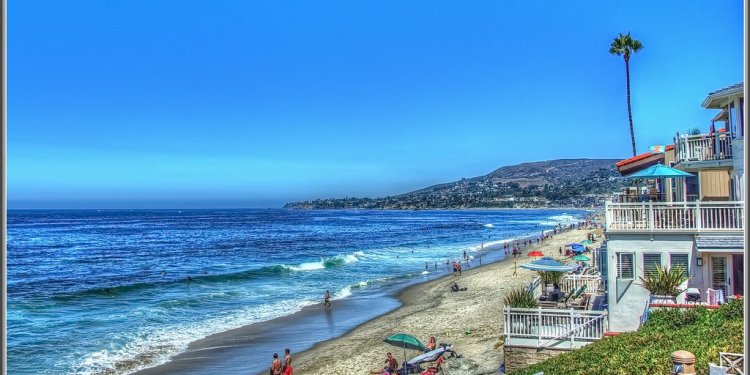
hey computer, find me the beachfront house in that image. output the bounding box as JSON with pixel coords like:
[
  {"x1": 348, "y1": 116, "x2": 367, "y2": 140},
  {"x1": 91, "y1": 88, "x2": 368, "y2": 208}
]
[{"x1": 604, "y1": 83, "x2": 745, "y2": 332}]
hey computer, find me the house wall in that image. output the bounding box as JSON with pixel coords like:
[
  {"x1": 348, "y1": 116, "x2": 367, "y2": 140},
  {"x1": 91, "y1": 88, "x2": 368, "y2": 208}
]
[
  {"x1": 605, "y1": 233, "x2": 695, "y2": 332},
  {"x1": 664, "y1": 149, "x2": 676, "y2": 202},
  {"x1": 699, "y1": 170, "x2": 731, "y2": 201}
]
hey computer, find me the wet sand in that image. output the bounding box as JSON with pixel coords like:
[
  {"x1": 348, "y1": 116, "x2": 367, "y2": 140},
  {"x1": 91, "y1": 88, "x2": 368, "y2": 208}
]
[{"x1": 290, "y1": 229, "x2": 594, "y2": 375}]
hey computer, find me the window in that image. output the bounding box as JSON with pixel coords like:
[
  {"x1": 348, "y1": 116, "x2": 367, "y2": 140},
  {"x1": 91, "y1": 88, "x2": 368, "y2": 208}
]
[
  {"x1": 670, "y1": 254, "x2": 689, "y2": 277},
  {"x1": 643, "y1": 254, "x2": 662, "y2": 277},
  {"x1": 617, "y1": 253, "x2": 634, "y2": 279}
]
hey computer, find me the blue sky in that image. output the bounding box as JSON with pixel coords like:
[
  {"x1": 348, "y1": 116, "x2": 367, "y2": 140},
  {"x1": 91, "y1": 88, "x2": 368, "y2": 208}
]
[{"x1": 9, "y1": 1, "x2": 744, "y2": 208}]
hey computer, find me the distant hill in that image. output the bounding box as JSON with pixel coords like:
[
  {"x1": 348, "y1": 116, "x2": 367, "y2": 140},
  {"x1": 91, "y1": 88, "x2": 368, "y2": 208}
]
[{"x1": 284, "y1": 158, "x2": 624, "y2": 209}]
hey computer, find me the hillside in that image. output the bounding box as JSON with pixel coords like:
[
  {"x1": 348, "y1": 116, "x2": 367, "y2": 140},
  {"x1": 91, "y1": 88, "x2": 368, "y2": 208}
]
[{"x1": 284, "y1": 158, "x2": 624, "y2": 209}]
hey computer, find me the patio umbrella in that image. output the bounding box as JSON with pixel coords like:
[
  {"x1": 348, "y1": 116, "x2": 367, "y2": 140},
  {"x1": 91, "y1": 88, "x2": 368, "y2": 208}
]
[
  {"x1": 625, "y1": 164, "x2": 695, "y2": 201},
  {"x1": 528, "y1": 250, "x2": 544, "y2": 259},
  {"x1": 624, "y1": 164, "x2": 694, "y2": 178},
  {"x1": 572, "y1": 255, "x2": 591, "y2": 261},
  {"x1": 582, "y1": 240, "x2": 592, "y2": 245},
  {"x1": 384, "y1": 333, "x2": 426, "y2": 363},
  {"x1": 520, "y1": 257, "x2": 576, "y2": 272}
]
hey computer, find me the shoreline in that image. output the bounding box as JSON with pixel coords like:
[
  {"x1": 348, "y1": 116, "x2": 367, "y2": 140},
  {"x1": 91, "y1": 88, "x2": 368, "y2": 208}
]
[
  {"x1": 130, "y1": 219, "x2": 596, "y2": 375},
  {"x1": 289, "y1": 227, "x2": 593, "y2": 374}
]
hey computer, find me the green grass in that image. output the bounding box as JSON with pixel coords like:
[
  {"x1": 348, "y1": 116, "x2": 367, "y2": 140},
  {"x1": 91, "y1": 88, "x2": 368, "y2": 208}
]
[{"x1": 510, "y1": 300, "x2": 744, "y2": 375}]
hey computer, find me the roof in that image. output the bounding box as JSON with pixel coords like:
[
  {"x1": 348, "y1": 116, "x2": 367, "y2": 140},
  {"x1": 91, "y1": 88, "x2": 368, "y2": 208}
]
[
  {"x1": 702, "y1": 82, "x2": 744, "y2": 108},
  {"x1": 695, "y1": 235, "x2": 744, "y2": 249},
  {"x1": 665, "y1": 144, "x2": 675, "y2": 151},
  {"x1": 616, "y1": 152, "x2": 655, "y2": 167}
]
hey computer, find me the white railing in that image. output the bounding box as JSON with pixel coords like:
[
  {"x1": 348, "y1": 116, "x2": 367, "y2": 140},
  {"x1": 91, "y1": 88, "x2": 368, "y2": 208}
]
[
  {"x1": 561, "y1": 274, "x2": 602, "y2": 294},
  {"x1": 675, "y1": 132, "x2": 733, "y2": 163},
  {"x1": 503, "y1": 307, "x2": 608, "y2": 349},
  {"x1": 525, "y1": 276, "x2": 543, "y2": 299},
  {"x1": 605, "y1": 201, "x2": 744, "y2": 232}
]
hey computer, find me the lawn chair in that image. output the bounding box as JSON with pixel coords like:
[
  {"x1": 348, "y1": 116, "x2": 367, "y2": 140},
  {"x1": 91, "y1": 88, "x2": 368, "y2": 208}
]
[
  {"x1": 564, "y1": 285, "x2": 587, "y2": 308},
  {"x1": 570, "y1": 294, "x2": 591, "y2": 310}
]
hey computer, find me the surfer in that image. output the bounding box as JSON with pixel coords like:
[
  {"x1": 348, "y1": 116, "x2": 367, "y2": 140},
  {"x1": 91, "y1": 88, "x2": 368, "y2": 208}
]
[
  {"x1": 186, "y1": 276, "x2": 193, "y2": 282},
  {"x1": 324, "y1": 290, "x2": 331, "y2": 308}
]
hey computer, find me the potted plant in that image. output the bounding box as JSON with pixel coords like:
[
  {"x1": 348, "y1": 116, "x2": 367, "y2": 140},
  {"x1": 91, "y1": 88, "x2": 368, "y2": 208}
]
[
  {"x1": 503, "y1": 288, "x2": 538, "y2": 334},
  {"x1": 639, "y1": 266, "x2": 689, "y2": 304}
]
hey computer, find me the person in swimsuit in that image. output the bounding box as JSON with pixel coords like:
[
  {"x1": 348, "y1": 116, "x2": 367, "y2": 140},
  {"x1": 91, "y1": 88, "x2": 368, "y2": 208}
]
[
  {"x1": 271, "y1": 353, "x2": 282, "y2": 375},
  {"x1": 384, "y1": 352, "x2": 398, "y2": 373},
  {"x1": 282, "y1": 348, "x2": 293, "y2": 375},
  {"x1": 324, "y1": 290, "x2": 331, "y2": 308},
  {"x1": 426, "y1": 336, "x2": 437, "y2": 351}
]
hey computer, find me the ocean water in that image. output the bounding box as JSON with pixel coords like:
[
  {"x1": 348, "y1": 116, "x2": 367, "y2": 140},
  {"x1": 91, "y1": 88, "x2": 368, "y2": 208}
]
[{"x1": 7, "y1": 209, "x2": 585, "y2": 375}]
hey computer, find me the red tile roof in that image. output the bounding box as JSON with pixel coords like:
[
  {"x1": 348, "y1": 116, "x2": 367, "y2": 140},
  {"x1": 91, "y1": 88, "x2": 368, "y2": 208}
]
[
  {"x1": 615, "y1": 152, "x2": 655, "y2": 167},
  {"x1": 665, "y1": 144, "x2": 675, "y2": 151}
]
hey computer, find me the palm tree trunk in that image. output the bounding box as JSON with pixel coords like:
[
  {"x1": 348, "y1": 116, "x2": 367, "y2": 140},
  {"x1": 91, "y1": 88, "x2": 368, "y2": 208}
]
[{"x1": 625, "y1": 57, "x2": 636, "y2": 157}]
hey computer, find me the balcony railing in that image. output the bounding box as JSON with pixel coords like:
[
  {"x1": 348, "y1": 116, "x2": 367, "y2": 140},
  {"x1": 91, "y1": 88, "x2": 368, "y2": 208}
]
[
  {"x1": 503, "y1": 307, "x2": 608, "y2": 349},
  {"x1": 674, "y1": 132, "x2": 733, "y2": 163},
  {"x1": 561, "y1": 274, "x2": 603, "y2": 294},
  {"x1": 605, "y1": 201, "x2": 744, "y2": 232}
]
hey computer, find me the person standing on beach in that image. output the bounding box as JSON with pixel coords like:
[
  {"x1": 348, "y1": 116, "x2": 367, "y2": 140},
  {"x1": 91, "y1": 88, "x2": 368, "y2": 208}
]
[
  {"x1": 271, "y1": 353, "x2": 282, "y2": 375},
  {"x1": 324, "y1": 290, "x2": 331, "y2": 308},
  {"x1": 283, "y1": 348, "x2": 293, "y2": 375}
]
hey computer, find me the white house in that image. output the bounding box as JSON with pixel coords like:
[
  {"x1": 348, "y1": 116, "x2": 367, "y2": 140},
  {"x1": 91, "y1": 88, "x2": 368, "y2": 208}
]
[{"x1": 604, "y1": 83, "x2": 745, "y2": 332}]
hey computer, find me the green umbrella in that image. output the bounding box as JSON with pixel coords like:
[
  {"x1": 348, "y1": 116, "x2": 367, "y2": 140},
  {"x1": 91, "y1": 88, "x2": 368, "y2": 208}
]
[
  {"x1": 572, "y1": 255, "x2": 590, "y2": 261},
  {"x1": 384, "y1": 333, "x2": 426, "y2": 363},
  {"x1": 582, "y1": 240, "x2": 592, "y2": 245}
]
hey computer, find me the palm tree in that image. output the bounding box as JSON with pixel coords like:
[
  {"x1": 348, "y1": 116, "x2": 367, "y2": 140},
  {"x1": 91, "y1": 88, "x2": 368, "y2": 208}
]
[{"x1": 609, "y1": 32, "x2": 644, "y2": 157}]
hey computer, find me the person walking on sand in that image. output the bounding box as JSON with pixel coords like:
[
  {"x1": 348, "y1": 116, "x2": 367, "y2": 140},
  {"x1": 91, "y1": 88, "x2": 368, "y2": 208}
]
[
  {"x1": 282, "y1": 348, "x2": 293, "y2": 375},
  {"x1": 324, "y1": 290, "x2": 331, "y2": 308},
  {"x1": 271, "y1": 353, "x2": 282, "y2": 375}
]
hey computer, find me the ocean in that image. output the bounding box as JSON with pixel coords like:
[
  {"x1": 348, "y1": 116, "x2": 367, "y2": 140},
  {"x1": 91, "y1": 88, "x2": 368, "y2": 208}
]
[{"x1": 7, "y1": 209, "x2": 586, "y2": 375}]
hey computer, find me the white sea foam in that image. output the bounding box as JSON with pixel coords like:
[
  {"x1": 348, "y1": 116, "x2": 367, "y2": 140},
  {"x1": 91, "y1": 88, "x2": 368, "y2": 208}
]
[
  {"x1": 73, "y1": 299, "x2": 317, "y2": 375},
  {"x1": 483, "y1": 223, "x2": 494, "y2": 228},
  {"x1": 420, "y1": 270, "x2": 430, "y2": 275},
  {"x1": 286, "y1": 261, "x2": 326, "y2": 272}
]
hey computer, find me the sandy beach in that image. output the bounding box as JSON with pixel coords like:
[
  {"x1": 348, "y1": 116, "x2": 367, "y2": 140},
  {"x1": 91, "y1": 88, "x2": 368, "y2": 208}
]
[{"x1": 290, "y1": 227, "x2": 596, "y2": 375}]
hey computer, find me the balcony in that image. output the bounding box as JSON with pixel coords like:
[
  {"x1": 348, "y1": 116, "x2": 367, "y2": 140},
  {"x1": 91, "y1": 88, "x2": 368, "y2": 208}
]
[
  {"x1": 674, "y1": 132, "x2": 733, "y2": 165},
  {"x1": 605, "y1": 201, "x2": 744, "y2": 233},
  {"x1": 503, "y1": 307, "x2": 608, "y2": 349}
]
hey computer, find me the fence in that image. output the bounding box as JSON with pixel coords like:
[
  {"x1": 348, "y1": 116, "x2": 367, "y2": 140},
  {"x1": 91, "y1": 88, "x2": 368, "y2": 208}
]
[
  {"x1": 503, "y1": 307, "x2": 608, "y2": 349},
  {"x1": 605, "y1": 202, "x2": 744, "y2": 232},
  {"x1": 675, "y1": 132, "x2": 733, "y2": 163},
  {"x1": 561, "y1": 274, "x2": 603, "y2": 294}
]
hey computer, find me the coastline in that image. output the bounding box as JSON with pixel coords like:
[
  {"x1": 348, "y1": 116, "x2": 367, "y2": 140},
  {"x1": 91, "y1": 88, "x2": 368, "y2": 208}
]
[
  {"x1": 288, "y1": 228, "x2": 592, "y2": 374},
  {"x1": 131, "y1": 224, "x2": 593, "y2": 375}
]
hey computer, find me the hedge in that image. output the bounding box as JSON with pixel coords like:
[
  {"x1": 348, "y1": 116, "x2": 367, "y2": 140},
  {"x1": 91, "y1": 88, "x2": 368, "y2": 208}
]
[{"x1": 509, "y1": 299, "x2": 743, "y2": 375}]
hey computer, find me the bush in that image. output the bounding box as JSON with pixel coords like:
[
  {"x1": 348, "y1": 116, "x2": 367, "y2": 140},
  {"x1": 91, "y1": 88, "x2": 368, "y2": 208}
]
[
  {"x1": 509, "y1": 300, "x2": 744, "y2": 375},
  {"x1": 639, "y1": 266, "x2": 688, "y2": 296},
  {"x1": 503, "y1": 288, "x2": 538, "y2": 308}
]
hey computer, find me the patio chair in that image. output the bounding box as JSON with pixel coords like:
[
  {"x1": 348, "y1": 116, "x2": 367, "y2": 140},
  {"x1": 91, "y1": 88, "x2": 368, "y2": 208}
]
[{"x1": 570, "y1": 294, "x2": 591, "y2": 310}]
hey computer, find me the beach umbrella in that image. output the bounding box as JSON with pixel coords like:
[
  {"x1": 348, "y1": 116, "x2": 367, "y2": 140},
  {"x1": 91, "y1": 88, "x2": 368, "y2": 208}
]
[
  {"x1": 528, "y1": 250, "x2": 543, "y2": 259},
  {"x1": 568, "y1": 243, "x2": 585, "y2": 254},
  {"x1": 520, "y1": 257, "x2": 576, "y2": 272},
  {"x1": 385, "y1": 333, "x2": 426, "y2": 363},
  {"x1": 582, "y1": 240, "x2": 592, "y2": 245},
  {"x1": 572, "y1": 255, "x2": 590, "y2": 262}
]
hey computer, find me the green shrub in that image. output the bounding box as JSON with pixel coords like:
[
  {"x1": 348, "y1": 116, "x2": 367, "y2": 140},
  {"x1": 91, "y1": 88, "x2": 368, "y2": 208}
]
[
  {"x1": 639, "y1": 266, "x2": 688, "y2": 296},
  {"x1": 503, "y1": 287, "x2": 538, "y2": 308},
  {"x1": 536, "y1": 271, "x2": 564, "y2": 286},
  {"x1": 509, "y1": 299, "x2": 744, "y2": 375}
]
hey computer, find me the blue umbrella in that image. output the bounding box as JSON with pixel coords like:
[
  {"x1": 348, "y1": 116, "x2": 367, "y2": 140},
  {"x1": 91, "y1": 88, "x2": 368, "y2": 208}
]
[
  {"x1": 624, "y1": 164, "x2": 694, "y2": 178},
  {"x1": 567, "y1": 243, "x2": 585, "y2": 254},
  {"x1": 520, "y1": 257, "x2": 576, "y2": 272}
]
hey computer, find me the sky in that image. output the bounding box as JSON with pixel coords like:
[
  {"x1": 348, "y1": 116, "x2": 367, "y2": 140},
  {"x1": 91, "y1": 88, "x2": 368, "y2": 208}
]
[{"x1": 8, "y1": 0, "x2": 745, "y2": 208}]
